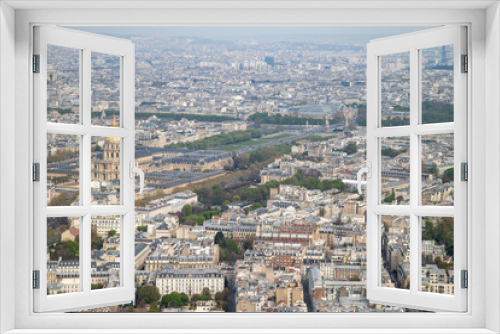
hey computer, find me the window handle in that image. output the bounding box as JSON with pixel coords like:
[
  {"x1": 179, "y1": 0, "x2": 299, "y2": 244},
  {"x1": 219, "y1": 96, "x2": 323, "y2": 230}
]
[
  {"x1": 129, "y1": 162, "x2": 145, "y2": 195},
  {"x1": 356, "y1": 162, "x2": 371, "y2": 195}
]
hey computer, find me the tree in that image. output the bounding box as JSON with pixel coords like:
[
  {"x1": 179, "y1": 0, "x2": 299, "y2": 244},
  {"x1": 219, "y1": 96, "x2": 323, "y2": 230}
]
[
  {"x1": 429, "y1": 163, "x2": 439, "y2": 176},
  {"x1": 161, "y1": 292, "x2": 185, "y2": 307},
  {"x1": 219, "y1": 237, "x2": 241, "y2": 262},
  {"x1": 138, "y1": 285, "x2": 161, "y2": 305},
  {"x1": 243, "y1": 237, "x2": 254, "y2": 250},
  {"x1": 108, "y1": 229, "x2": 117, "y2": 237},
  {"x1": 179, "y1": 293, "x2": 189, "y2": 305},
  {"x1": 202, "y1": 287, "x2": 211, "y2": 297},
  {"x1": 91, "y1": 225, "x2": 103, "y2": 251},
  {"x1": 148, "y1": 302, "x2": 159, "y2": 312},
  {"x1": 137, "y1": 226, "x2": 147, "y2": 232},
  {"x1": 222, "y1": 287, "x2": 230, "y2": 301},
  {"x1": 195, "y1": 295, "x2": 210, "y2": 301},
  {"x1": 421, "y1": 101, "x2": 454, "y2": 123},
  {"x1": 422, "y1": 217, "x2": 454, "y2": 257},
  {"x1": 233, "y1": 153, "x2": 250, "y2": 169},
  {"x1": 383, "y1": 192, "x2": 395, "y2": 203},
  {"x1": 214, "y1": 232, "x2": 224, "y2": 245},
  {"x1": 225, "y1": 239, "x2": 239, "y2": 254},
  {"x1": 217, "y1": 288, "x2": 231, "y2": 311},
  {"x1": 344, "y1": 143, "x2": 358, "y2": 155},
  {"x1": 443, "y1": 168, "x2": 454, "y2": 183},
  {"x1": 215, "y1": 292, "x2": 223, "y2": 301},
  {"x1": 182, "y1": 204, "x2": 193, "y2": 216},
  {"x1": 382, "y1": 147, "x2": 406, "y2": 158}
]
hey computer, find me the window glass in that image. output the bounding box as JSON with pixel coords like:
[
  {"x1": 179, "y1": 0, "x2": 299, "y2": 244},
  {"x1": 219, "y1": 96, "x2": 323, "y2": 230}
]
[
  {"x1": 91, "y1": 136, "x2": 121, "y2": 205},
  {"x1": 91, "y1": 52, "x2": 121, "y2": 126},
  {"x1": 47, "y1": 133, "x2": 80, "y2": 206},
  {"x1": 421, "y1": 134, "x2": 454, "y2": 206},
  {"x1": 421, "y1": 45, "x2": 454, "y2": 124},
  {"x1": 380, "y1": 52, "x2": 410, "y2": 127},
  {"x1": 381, "y1": 137, "x2": 410, "y2": 205},
  {"x1": 91, "y1": 215, "x2": 121, "y2": 290},
  {"x1": 381, "y1": 215, "x2": 410, "y2": 290},
  {"x1": 421, "y1": 216, "x2": 454, "y2": 295},
  {"x1": 47, "y1": 45, "x2": 80, "y2": 124},
  {"x1": 47, "y1": 217, "x2": 81, "y2": 295}
]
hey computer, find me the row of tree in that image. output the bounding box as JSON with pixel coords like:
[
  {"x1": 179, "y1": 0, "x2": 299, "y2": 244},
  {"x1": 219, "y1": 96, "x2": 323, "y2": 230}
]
[
  {"x1": 47, "y1": 149, "x2": 75, "y2": 163},
  {"x1": 249, "y1": 112, "x2": 327, "y2": 125},
  {"x1": 166, "y1": 130, "x2": 264, "y2": 150},
  {"x1": 135, "y1": 285, "x2": 230, "y2": 312},
  {"x1": 196, "y1": 169, "x2": 345, "y2": 210},
  {"x1": 48, "y1": 191, "x2": 79, "y2": 207},
  {"x1": 178, "y1": 204, "x2": 220, "y2": 226},
  {"x1": 381, "y1": 147, "x2": 408, "y2": 158},
  {"x1": 232, "y1": 143, "x2": 293, "y2": 170},
  {"x1": 261, "y1": 170, "x2": 345, "y2": 193},
  {"x1": 355, "y1": 101, "x2": 453, "y2": 126}
]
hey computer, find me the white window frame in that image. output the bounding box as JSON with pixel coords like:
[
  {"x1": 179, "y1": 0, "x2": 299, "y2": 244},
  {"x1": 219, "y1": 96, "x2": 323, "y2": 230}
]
[
  {"x1": 366, "y1": 26, "x2": 467, "y2": 312},
  {"x1": 1, "y1": 1, "x2": 499, "y2": 333},
  {"x1": 33, "y1": 26, "x2": 136, "y2": 312}
]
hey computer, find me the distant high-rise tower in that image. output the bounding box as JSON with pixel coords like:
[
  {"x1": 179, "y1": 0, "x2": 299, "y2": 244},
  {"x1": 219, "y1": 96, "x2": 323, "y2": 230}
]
[
  {"x1": 306, "y1": 120, "x2": 309, "y2": 131},
  {"x1": 441, "y1": 45, "x2": 447, "y2": 64},
  {"x1": 265, "y1": 56, "x2": 275, "y2": 67}
]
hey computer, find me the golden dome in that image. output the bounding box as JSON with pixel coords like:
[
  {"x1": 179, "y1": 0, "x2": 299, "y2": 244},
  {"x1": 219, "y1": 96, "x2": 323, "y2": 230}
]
[
  {"x1": 105, "y1": 115, "x2": 120, "y2": 143},
  {"x1": 105, "y1": 136, "x2": 120, "y2": 144}
]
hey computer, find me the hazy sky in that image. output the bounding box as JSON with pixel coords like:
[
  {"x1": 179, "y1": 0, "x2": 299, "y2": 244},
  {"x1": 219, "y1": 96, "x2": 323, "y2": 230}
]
[{"x1": 69, "y1": 26, "x2": 435, "y2": 42}]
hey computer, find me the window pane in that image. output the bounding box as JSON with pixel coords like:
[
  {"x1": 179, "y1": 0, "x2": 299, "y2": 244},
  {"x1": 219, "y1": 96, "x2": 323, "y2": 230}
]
[
  {"x1": 91, "y1": 215, "x2": 121, "y2": 290},
  {"x1": 421, "y1": 134, "x2": 454, "y2": 206},
  {"x1": 421, "y1": 216, "x2": 454, "y2": 295},
  {"x1": 47, "y1": 44, "x2": 80, "y2": 124},
  {"x1": 381, "y1": 215, "x2": 410, "y2": 290},
  {"x1": 91, "y1": 136, "x2": 121, "y2": 205},
  {"x1": 47, "y1": 133, "x2": 80, "y2": 206},
  {"x1": 381, "y1": 137, "x2": 410, "y2": 205},
  {"x1": 380, "y1": 52, "x2": 410, "y2": 127},
  {"x1": 421, "y1": 45, "x2": 454, "y2": 124},
  {"x1": 47, "y1": 217, "x2": 80, "y2": 295},
  {"x1": 91, "y1": 52, "x2": 121, "y2": 126}
]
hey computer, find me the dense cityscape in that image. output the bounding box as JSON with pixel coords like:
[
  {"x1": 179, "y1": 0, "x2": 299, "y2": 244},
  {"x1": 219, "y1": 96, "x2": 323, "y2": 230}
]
[{"x1": 45, "y1": 28, "x2": 455, "y2": 313}]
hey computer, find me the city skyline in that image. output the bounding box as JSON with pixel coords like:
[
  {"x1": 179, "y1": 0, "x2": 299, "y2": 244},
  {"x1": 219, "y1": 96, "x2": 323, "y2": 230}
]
[{"x1": 70, "y1": 26, "x2": 435, "y2": 42}]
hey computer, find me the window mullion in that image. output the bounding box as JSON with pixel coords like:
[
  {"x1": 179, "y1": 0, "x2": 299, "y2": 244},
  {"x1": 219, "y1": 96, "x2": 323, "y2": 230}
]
[
  {"x1": 409, "y1": 47, "x2": 420, "y2": 295},
  {"x1": 81, "y1": 47, "x2": 92, "y2": 295}
]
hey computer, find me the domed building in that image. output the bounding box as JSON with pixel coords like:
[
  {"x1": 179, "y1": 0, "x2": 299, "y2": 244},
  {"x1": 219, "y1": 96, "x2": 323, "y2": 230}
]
[{"x1": 92, "y1": 116, "x2": 120, "y2": 182}]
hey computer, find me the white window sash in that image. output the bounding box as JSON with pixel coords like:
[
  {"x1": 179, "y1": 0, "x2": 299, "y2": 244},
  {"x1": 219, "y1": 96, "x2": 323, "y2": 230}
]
[
  {"x1": 33, "y1": 26, "x2": 136, "y2": 312},
  {"x1": 366, "y1": 26, "x2": 467, "y2": 312}
]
